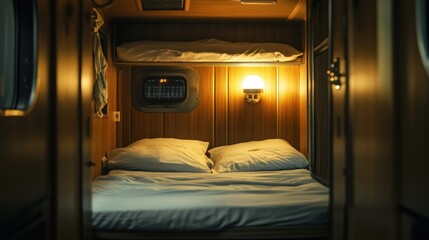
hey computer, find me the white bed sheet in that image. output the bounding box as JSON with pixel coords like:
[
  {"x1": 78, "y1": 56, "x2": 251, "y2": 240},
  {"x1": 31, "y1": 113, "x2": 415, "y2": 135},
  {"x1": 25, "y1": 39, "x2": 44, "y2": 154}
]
[
  {"x1": 116, "y1": 39, "x2": 303, "y2": 63},
  {"x1": 92, "y1": 169, "x2": 328, "y2": 231}
]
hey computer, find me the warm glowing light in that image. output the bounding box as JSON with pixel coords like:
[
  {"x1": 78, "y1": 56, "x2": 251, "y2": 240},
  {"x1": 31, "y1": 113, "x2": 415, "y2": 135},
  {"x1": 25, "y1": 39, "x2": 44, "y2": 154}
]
[
  {"x1": 242, "y1": 75, "x2": 264, "y2": 104},
  {"x1": 241, "y1": 0, "x2": 277, "y2": 4},
  {"x1": 242, "y1": 75, "x2": 265, "y2": 90},
  {"x1": 2, "y1": 109, "x2": 26, "y2": 116}
]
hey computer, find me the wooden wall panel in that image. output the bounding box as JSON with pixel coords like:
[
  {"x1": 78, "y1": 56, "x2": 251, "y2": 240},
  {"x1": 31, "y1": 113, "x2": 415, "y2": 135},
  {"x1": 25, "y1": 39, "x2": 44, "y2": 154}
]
[
  {"x1": 118, "y1": 66, "x2": 155, "y2": 146},
  {"x1": 119, "y1": 67, "x2": 133, "y2": 146},
  {"x1": 130, "y1": 112, "x2": 164, "y2": 144},
  {"x1": 214, "y1": 67, "x2": 228, "y2": 147},
  {"x1": 164, "y1": 67, "x2": 215, "y2": 146},
  {"x1": 227, "y1": 67, "x2": 278, "y2": 144},
  {"x1": 129, "y1": 68, "x2": 165, "y2": 143},
  {"x1": 117, "y1": 65, "x2": 307, "y2": 153},
  {"x1": 278, "y1": 66, "x2": 301, "y2": 150}
]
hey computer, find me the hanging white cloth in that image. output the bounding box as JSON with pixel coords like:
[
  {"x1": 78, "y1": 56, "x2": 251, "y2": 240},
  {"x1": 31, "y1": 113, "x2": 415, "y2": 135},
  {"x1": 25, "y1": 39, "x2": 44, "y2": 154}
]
[{"x1": 92, "y1": 8, "x2": 108, "y2": 118}]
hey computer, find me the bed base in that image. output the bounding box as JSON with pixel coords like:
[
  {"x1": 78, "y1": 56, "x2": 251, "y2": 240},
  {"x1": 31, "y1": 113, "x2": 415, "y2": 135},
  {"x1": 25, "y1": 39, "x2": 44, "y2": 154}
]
[{"x1": 93, "y1": 224, "x2": 329, "y2": 240}]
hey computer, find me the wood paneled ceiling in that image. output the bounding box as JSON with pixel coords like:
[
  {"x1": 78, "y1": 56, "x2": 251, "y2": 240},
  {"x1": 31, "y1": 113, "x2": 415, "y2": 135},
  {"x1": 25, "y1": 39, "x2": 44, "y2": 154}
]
[{"x1": 100, "y1": 0, "x2": 306, "y2": 22}]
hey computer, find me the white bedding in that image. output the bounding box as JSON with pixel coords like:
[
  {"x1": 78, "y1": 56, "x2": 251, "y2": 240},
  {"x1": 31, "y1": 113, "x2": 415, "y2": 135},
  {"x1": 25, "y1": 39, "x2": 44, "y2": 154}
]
[
  {"x1": 116, "y1": 38, "x2": 303, "y2": 63},
  {"x1": 92, "y1": 169, "x2": 328, "y2": 231}
]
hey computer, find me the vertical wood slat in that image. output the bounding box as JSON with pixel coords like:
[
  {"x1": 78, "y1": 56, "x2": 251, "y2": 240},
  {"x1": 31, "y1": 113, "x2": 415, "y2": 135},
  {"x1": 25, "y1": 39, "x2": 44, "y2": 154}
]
[
  {"x1": 299, "y1": 64, "x2": 308, "y2": 156},
  {"x1": 214, "y1": 67, "x2": 228, "y2": 147},
  {"x1": 116, "y1": 68, "x2": 124, "y2": 148},
  {"x1": 120, "y1": 66, "x2": 132, "y2": 146},
  {"x1": 278, "y1": 66, "x2": 301, "y2": 150}
]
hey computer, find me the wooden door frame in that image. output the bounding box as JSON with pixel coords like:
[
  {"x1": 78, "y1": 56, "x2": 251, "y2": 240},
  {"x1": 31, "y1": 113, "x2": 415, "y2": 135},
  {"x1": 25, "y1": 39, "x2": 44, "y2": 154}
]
[{"x1": 329, "y1": 0, "x2": 349, "y2": 239}]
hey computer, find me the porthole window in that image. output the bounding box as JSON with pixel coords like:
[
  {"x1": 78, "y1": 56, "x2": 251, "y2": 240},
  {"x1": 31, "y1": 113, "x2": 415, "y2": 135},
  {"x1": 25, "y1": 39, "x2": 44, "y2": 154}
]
[{"x1": 131, "y1": 66, "x2": 200, "y2": 112}]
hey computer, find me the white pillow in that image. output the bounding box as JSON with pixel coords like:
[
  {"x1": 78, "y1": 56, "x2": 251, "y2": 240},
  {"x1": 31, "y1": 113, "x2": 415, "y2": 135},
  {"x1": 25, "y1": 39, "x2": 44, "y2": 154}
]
[
  {"x1": 129, "y1": 138, "x2": 208, "y2": 154},
  {"x1": 208, "y1": 139, "x2": 308, "y2": 173},
  {"x1": 107, "y1": 138, "x2": 212, "y2": 173}
]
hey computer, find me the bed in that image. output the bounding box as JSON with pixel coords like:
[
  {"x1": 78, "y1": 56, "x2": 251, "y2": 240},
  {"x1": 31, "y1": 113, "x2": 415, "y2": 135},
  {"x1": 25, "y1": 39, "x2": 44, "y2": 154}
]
[
  {"x1": 115, "y1": 39, "x2": 303, "y2": 65},
  {"x1": 92, "y1": 138, "x2": 329, "y2": 240}
]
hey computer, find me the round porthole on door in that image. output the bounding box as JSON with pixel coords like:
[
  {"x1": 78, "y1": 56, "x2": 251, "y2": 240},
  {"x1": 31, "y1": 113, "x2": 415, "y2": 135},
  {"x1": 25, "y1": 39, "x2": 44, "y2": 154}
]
[{"x1": 0, "y1": 0, "x2": 38, "y2": 117}]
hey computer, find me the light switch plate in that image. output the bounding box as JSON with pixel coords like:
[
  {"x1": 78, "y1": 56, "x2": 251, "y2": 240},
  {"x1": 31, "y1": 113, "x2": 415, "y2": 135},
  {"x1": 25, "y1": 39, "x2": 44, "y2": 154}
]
[{"x1": 113, "y1": 111, "x2": 121, "y2": 122}]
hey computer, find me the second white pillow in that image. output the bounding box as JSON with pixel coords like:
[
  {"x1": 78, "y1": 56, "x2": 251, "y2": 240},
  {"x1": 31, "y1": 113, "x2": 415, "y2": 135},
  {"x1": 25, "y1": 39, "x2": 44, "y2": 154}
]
[{"x1": 208, "y1": 139, "x2": 308, "y2": 173}]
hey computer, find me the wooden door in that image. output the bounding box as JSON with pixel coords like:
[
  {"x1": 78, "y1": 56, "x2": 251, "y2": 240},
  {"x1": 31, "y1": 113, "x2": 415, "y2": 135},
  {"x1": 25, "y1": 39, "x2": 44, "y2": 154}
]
[
  {"x1": 395, "y1": 0, "x2": 429, "y2": 237},
  {"x1": 347, "y1": 0, "x2": 397, "y2": 239},
  {"x1": 54, "y1": 0, "x2": 91, "y2": 239},
  {"x1": 54, "y1": 0, "x2": 81, "y2": 237}
]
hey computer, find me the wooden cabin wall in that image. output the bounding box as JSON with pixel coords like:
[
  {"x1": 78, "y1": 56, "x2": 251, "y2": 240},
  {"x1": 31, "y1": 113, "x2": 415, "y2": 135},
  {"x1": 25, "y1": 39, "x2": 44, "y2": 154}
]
[
  {"x1": 91, "y1": 12, "x2": 118, "y2": 179},
  {"x1": 117, "y1": 65, "x2": 307, "y2": 154},
  {"x1": 113, "y1": 21, "x2": 307, "y2": 153}
]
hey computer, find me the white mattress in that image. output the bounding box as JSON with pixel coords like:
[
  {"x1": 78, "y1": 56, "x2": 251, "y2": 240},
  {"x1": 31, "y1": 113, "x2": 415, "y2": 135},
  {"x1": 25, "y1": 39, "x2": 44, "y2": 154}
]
[
  {"x1": 116, "y1": 38, "x2": 303, "y2": 63},
  {"x1": 92, "y1": 169, "x2": 329, "y2": 231}
]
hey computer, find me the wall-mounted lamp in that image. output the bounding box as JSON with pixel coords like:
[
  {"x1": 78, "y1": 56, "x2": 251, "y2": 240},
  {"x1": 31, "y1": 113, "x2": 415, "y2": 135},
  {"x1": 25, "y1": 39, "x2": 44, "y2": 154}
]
[{"x1": 242, "y1": 75, "x2": 264, "y2": 104}]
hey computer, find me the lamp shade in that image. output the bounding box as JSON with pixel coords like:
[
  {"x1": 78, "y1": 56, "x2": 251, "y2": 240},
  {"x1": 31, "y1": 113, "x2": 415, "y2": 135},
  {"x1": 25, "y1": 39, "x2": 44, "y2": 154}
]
[
  {"x1": 242, "y1": 75, "x2": 265, "y2": 91},
  {"x1": 242, "y1": 75, "x2": 264, "y2": 104}
]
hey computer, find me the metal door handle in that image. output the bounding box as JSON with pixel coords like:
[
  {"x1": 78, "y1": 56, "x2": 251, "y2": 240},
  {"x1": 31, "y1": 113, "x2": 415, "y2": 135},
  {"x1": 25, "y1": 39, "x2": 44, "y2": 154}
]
[{"x1": 327, "y1": 58, "x2": 344, "y2": 90}]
